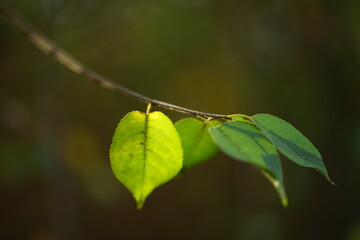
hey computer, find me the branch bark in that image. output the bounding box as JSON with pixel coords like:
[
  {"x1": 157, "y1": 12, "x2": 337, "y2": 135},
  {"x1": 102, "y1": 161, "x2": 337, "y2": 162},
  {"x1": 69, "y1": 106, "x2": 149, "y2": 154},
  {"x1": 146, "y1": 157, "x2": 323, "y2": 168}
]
[{"x1": 0, "y1": 2, "x2": 230, "y2": 120}]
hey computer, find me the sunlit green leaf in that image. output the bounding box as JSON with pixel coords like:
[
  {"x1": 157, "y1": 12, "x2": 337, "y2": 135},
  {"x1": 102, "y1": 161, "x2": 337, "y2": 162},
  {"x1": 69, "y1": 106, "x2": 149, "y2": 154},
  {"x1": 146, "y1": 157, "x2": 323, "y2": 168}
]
[
  {"x1": 175, "y1": 118, "x2": 220, "y2": 169},
  {"x1": 109, "y1": 111, "x2": 183, "y2": 209},
  {"x1": 209, "y1": 121, "x2": 287, "y2": 206},
  {"x1": 252, "y1": 114, "x2": 332, "y2": 183}
]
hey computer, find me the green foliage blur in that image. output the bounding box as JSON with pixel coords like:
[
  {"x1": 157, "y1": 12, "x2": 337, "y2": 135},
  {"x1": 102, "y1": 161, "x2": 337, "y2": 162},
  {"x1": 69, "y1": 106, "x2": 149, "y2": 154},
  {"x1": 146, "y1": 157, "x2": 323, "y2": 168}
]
[{"x1": 0, "y1": 0, "x2": 359, "y2": 239}]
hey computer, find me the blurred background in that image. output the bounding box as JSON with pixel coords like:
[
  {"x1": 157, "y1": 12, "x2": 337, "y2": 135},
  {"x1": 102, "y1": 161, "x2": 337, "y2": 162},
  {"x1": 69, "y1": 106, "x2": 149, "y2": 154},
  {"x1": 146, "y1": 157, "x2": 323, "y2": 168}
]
[{"x1": 0, "y1": 0, "x2": 359, "y2": 239}]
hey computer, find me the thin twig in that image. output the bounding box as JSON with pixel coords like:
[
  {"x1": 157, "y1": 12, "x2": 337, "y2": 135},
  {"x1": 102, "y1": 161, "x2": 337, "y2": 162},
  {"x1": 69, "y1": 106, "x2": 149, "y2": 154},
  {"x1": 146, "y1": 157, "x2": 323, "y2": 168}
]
[{"x1": 0, "y1": 2, "x2": 230, "y2": 120}]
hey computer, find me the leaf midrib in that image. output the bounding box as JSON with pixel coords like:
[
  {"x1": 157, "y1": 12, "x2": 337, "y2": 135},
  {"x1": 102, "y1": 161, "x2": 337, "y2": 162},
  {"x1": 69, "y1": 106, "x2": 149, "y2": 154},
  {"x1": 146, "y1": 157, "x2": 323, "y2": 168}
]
[
  {"x1": 140, "y1": 113, "x2": 149, "y2": 202},
  {"x1": 254, "y1": 120, "x2": 320, "y2": 167}
]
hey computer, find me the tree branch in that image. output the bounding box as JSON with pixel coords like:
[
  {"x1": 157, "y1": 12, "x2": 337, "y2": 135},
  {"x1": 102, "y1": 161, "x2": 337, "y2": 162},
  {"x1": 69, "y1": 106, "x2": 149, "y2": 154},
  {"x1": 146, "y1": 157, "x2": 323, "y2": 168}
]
[{"x1": 0, "y1": 2, "x2": 230, "y2": 120}]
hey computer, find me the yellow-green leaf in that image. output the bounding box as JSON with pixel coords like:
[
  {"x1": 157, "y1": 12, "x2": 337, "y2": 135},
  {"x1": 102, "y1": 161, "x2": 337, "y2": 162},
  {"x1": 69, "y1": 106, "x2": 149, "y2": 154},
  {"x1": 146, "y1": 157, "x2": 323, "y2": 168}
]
[
  {"x1": 175, "y1": 118, "x2": 220, "y2": 169},
  {"x1": 109, "y1": 111, "x2": 183, "y2": 209}
]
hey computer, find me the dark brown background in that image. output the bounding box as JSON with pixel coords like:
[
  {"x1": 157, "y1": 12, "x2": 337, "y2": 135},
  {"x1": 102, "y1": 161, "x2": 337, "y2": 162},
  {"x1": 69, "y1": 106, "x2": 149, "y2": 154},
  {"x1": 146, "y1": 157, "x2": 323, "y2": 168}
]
[{"x1": 0, "y1": 0, "x2": 359, "y2": 239}]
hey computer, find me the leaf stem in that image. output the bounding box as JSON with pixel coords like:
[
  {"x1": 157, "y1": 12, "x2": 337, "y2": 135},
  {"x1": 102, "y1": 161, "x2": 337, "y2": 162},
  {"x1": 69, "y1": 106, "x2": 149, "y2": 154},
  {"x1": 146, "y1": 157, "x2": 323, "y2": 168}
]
[
  {"x1": 0, "y1": 2, "x2": 230, "y2": 120},
  {"x1": 146, "y1": 103, "x2": 152, "y2": 115}
]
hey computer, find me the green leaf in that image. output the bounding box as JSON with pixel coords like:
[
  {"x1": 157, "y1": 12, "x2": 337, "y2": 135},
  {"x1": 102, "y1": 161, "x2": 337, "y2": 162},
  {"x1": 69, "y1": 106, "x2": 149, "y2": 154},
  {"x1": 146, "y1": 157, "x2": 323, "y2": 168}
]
[
  {"x1": 209, "y1": 121, "x2": 288, "y2": 206},
  {"x1": 109, "y1": 111, "x2": 183, "y2": 209},
  {"x1": 252, "y1": 114, "x2": 332, "y2": 183},
  {"x1": 175, "y1": 118, "x2": 220, "y2": 169}
]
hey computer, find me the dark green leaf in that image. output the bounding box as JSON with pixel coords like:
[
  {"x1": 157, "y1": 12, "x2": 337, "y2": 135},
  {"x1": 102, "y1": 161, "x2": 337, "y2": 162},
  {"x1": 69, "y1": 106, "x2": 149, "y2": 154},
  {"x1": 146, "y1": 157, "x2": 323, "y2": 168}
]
[
  {"x1": 109, "y1": 111, "x2": 183, "y2": 209},
  {"x1": 252, "y1": 114, "x2": 332, "y2": 183},
  {"x1": 209, "y1": 121, "x2": 288, "y2": 206}
]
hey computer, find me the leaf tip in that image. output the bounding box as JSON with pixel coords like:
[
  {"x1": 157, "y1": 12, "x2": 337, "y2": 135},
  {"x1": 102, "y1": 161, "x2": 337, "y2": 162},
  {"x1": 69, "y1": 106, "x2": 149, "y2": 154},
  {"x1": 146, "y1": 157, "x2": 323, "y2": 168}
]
[
  {"x1": 324, "y1": 174, "x2": 336, "y2": 186},
  {"x1": 136, "y1": 200, "x2": 145, "y2": 210},
  {"x1": 281, "y1": 197, "x2": 288, "y2": 208},
  {"x1": 325, "y1": 174, "x2": 336, "y2": 186},
  {"x1": 329, "y1": 179, "x2": 337, "y2": 186},
  {"x1": 277, "y1": 187, "x2": 288, "y2": 208},
  {"x1": 317, "y1": 168, "x2": 335, "y2": 186}
]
